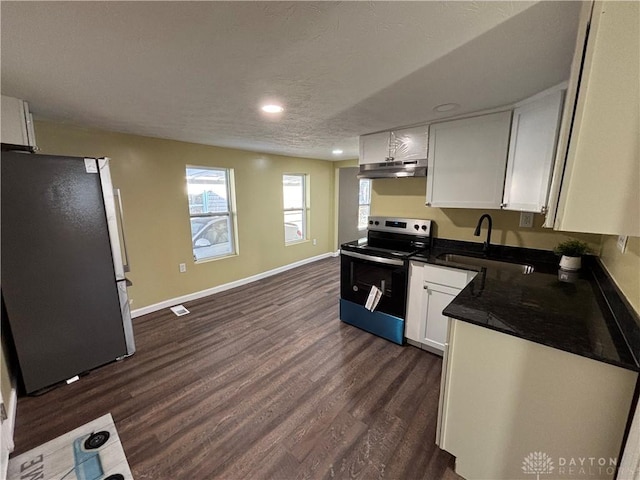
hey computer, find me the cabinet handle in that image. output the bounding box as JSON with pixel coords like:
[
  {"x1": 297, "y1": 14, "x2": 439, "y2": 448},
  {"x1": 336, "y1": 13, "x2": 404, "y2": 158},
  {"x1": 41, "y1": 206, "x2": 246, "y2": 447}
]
[{"x1": 500, "y1": 203, "x2": 507, "y2": 208}]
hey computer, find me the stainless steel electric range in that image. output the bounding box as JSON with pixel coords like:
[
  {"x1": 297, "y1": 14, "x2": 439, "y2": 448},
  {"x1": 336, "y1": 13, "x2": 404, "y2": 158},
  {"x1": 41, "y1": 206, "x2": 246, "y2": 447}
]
[{"x1": 339, "y1": 216, "x2": 432, "y2": 344}]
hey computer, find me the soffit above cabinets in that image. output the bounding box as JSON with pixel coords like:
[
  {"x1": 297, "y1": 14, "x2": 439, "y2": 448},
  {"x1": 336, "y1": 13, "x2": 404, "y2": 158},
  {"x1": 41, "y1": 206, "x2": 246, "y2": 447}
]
[{"x1": 1, "y1": 1, "x2": 581, "y2": 160}]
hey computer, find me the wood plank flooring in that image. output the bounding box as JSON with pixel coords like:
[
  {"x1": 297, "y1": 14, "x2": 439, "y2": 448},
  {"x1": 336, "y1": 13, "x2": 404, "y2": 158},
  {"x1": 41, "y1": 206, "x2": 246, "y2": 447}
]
[{"x1": 11, "y1": 256, "x2": 460, "y2": 479}]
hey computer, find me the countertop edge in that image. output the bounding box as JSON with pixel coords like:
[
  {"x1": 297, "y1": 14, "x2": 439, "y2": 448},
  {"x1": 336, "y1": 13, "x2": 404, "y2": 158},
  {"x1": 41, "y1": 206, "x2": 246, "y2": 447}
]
[
  {"x1": 444, "y1": 308, "x2": 640, "y2": 373},
  {"x1": 590, "y1": 257, "x2": 640, "y2": 367}
]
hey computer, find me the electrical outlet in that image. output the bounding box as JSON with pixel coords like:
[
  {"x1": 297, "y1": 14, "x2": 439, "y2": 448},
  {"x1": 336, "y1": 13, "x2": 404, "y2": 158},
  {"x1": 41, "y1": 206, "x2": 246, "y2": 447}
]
[
  {"x1": 519, "y1": 212, "x2": 534, "y2": 228},
  {"x1": 313, "y1": 238, "x2": 317, "y2": 246},
  {"x1": 179, "y1": 263, "x2": 187, "y2": 273},
  {"x1": 617, "y1": 235, "x2": 628, "y2": 253}
]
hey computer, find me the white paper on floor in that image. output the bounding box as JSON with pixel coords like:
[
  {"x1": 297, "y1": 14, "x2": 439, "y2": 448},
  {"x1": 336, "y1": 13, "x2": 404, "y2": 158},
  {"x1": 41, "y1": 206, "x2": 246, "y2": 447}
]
[{"x1": 8, "y1": 413, "x2": 133, "y2": 480}]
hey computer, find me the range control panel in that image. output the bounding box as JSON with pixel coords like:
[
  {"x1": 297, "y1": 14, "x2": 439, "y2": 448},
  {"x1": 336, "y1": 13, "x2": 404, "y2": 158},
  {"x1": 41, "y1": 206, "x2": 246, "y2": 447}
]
[{"x1": 368, "y1": 216, "x2": 432, "y2": 236}]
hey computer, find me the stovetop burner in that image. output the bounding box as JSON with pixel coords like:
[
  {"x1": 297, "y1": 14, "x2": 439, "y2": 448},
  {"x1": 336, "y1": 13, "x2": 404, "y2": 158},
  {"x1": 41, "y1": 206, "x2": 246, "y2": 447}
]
[
  {"x1": 340, "y1": 216, "x2": 433, "y2": 260},
  {"x1": 340, "y1": 241, "x2": 424, "y2": 259}
]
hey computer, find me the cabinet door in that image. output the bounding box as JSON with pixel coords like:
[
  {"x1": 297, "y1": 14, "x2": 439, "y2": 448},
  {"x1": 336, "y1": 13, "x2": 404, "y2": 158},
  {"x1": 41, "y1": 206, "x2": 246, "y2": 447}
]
[
  {"x1": 436, "y1": 317, "x2": 458, "y2": 449},
  {"x1": 390, "y1": 125, "x2": 428, "y2": 162},
  {"x1": 426, "y1": 111, "x2": 512, "y2": 208},
  {"x1": 1, "y1": 96, "x2": 31, "y2": 147},
  {"x1": 441, "y1": 320, "x2": 637, "y2": 480},
  {"x1": 420, "y1": 282, "x2": 460, "y2": 353},
  {"x1": 503, "y1": 90, "x2": 564, "y2": 213},
  {"x1": 554, "y1": 1, "x2": 639, "y2": 236},
  {"x1": 404, "y1": 261, "x2": 425, "y2": 343},
  {"x1": 359, "y1": 131, "x2": 390, "y2": 165}
]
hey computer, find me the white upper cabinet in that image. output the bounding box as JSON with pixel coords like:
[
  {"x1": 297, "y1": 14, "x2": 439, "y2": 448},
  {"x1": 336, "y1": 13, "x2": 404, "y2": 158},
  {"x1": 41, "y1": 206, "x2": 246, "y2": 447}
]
[
  {"x1": 1, "y1": 95, "x2": 36, "y2": 148},
  {"x1": 502, "y1": 88, "x2": 565, "y2": 213},
  {"x1": 359, "y1": 131, "x2": 391, "y2": 165},
  {"x1": 426, "y1": 111, "x2": 512, "y2": 209},
  {"x1": 550, "y1": 1, "x2": 639, "y2": 235},
  {"x1": 390, "y1": 125, "x2": 429, "y2": 162},
  {"x1": 359, "y1": 125, "x2": 428, "y2": 165}
]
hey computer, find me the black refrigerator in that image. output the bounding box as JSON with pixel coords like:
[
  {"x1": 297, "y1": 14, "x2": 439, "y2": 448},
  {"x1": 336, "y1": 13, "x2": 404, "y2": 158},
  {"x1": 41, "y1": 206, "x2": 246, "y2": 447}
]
[{"x1": 1, "y1": 151, "x2": 135, "y2": 394}]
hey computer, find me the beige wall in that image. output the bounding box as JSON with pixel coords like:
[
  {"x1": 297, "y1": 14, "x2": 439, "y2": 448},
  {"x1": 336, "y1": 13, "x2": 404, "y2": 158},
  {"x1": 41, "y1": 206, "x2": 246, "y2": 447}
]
[
  {"x1": 1, "y1": 342, "x2": 12, "y2": 404},
  {"x1": 34, "y1": 120, "x2": 335, "y2": 310},
  {"x1": 332, "y1": 159, "x2": 358, "y2": 250},
  {"x1": 371, "y1": 177, "x2": 602, "y2": 251},
  {"x1": 600, "y1": 236, "x2": 640, "y2": 316},
  {"x1": 333, "y1": 159, "x2": 358, "y2": 169}
]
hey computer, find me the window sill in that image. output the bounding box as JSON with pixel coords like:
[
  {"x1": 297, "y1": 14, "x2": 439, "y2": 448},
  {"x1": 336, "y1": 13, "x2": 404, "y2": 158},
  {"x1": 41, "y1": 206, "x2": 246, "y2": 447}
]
[
  {"x1": 285, "y1": 239, "x2": 309, "y2": 247},
  {"x1": 194, "y1": 252, "x2": 239, "y2": 264}
]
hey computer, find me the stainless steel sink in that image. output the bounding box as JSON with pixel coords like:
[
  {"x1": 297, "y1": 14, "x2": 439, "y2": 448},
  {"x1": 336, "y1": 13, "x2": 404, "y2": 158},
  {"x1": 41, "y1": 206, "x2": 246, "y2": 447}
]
[{"x1": 436, "y1": 253, "x2": 535, "y2": 275}]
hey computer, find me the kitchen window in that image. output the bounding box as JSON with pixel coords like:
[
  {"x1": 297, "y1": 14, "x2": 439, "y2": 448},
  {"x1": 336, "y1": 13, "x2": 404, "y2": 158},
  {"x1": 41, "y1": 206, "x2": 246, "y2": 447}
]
[
  {"x1": 186, "y1": 166, "x2": 237, "y2": 261},
  {"x1": 283, "y1": 174, "x2": 307, "y2": 244},
  {"x1": 358, "y1": 179, "x2": 371, "y2": 230}
]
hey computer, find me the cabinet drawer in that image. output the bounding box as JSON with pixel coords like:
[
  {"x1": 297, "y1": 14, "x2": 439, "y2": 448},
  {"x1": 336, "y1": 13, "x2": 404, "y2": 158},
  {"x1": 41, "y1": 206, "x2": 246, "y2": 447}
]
[{"x1": 424, "y1": 264, "x2": 473, "y2": 289}]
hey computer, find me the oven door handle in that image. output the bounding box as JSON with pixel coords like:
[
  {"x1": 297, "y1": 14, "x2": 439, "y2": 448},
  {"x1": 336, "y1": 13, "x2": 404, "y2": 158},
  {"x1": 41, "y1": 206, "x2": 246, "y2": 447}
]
[{"x1": 340, "y1": 250, "x2": 405, "y2": 266}]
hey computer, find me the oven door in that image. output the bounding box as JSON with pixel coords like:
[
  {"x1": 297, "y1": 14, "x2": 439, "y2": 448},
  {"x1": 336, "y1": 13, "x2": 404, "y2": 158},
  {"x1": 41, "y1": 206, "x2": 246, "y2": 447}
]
[{"x1": 340, "y1": 250, "x2": 408, "y2": 319}]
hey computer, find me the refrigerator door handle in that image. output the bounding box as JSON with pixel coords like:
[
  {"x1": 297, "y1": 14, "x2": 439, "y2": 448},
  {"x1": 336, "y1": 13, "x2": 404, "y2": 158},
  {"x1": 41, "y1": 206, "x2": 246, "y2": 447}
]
[
  {"x1": 114, "y1": 188, "x2": 131, "y2": 273},
  {"x1": 116, "y1": 278, "x2": 136, "y2": 355}
]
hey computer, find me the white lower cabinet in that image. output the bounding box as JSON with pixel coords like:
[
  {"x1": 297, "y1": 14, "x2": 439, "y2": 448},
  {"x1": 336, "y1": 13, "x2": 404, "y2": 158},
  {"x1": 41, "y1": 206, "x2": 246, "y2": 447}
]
[
  {"x1": 421, "y1": 283, "x2": 459, "y2": 353},
  {"x1": 437, "y1": 319, "x2": 638, "y2": 480},
  {"x1": 405, "y1": 262, "x2": 475, "y2": 355}
]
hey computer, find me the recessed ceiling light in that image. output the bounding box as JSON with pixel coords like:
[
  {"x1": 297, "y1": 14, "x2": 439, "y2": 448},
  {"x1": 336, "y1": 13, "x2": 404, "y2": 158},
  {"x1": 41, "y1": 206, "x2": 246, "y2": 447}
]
[
  {"x1": 434, "y1": 103, "x2": 460, "y2": 113},
  {"x1": 332, "y1": 149, "x2": 343, "y2": 155},
  {"x1": 261, "y1": 104, "x2": 284, "y2": 113}
]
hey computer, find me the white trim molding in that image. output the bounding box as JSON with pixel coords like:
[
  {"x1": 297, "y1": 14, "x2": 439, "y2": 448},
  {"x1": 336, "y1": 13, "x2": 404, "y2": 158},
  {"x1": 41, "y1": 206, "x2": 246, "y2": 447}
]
[{"x1": 131, "y1": 252, "x2": 335, "y2": 318}]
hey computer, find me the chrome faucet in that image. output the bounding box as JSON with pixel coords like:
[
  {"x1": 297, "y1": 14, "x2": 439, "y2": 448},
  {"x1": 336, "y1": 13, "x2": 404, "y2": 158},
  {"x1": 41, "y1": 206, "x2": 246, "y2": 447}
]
[{"x1": 474, "y1": 214, "x2": 493, "y2": 255}]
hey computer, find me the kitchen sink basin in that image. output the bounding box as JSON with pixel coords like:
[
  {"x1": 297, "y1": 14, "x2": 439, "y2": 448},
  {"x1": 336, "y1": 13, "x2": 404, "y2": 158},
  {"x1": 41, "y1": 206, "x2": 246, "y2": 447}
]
[{"x1": 436, "y1": 253, "x2": 535, "y2": 275}]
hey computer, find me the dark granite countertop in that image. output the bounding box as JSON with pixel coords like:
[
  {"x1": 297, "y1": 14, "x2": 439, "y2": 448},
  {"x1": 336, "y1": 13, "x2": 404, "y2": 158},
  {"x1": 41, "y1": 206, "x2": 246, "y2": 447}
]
[{"x1": 410, "y1": 239, "x2": 640, "y2": 372}]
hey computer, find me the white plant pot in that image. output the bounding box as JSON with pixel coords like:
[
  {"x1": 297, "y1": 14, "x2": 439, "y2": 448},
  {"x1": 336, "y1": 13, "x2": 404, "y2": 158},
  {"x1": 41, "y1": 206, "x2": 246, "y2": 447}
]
[{"x1": 559, "y1": 255, "x2": 582, "y2": 271}]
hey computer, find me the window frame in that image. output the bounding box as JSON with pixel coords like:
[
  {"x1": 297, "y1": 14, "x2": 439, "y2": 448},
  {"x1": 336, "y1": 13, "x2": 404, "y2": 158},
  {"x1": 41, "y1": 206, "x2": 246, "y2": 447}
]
[
  {"x1": 358, "y1": 178, "x2": 372, "y2": 230},
  {"x1": 282, "y1": 173, "x2": 309, "y2": 245},
  {"x1": 186, "y1": 165, "x2": 238, "y2": 262}
]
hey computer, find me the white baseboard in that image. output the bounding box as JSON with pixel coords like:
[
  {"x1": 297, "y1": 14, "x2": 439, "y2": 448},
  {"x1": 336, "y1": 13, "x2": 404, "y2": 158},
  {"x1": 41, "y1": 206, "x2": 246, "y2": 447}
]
[{"x1": 131, "y1": 252, "x2": 335, "y2": 318}]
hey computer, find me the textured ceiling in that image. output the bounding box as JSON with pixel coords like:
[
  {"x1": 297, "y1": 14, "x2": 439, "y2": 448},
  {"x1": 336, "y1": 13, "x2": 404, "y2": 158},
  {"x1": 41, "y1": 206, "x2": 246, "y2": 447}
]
[{"x1": 1, "y1": 1, "x2": 581, "y2": 160}]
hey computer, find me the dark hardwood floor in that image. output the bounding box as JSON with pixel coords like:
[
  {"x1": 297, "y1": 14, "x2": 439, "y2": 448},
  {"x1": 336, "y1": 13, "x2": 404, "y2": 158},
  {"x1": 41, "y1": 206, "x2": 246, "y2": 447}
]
[{"x1": 12, "y1": 256, "x2": 460, "y2": 479}]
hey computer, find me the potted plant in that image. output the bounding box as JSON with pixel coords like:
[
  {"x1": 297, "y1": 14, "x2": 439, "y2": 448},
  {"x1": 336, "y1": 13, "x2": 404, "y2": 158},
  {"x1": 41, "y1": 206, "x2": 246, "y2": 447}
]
[{"x1": 554, "y1": 240, "x2": 591, "y2": 271}]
